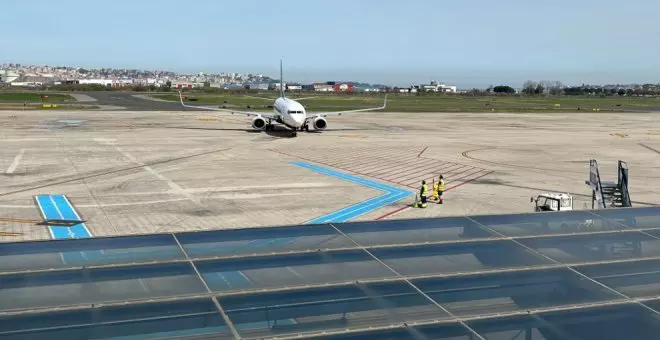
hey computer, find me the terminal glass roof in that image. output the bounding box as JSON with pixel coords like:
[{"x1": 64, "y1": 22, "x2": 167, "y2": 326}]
[{"x1": 2, "y1": 206, "x2": 660, "y2": 339}]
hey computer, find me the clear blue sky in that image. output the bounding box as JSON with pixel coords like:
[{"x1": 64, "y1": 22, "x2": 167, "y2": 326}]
[{"x1": 3, "y1": 0, "x2": 659, "y2": 88}]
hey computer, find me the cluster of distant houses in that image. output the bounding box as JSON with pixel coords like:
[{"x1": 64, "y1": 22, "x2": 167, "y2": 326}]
[
  {"x1": 1, "y1": 73, "x2": 459, "y2": 94},
  {"x1": 174, "y1": 80, "x2": 458, "y2": 93}
]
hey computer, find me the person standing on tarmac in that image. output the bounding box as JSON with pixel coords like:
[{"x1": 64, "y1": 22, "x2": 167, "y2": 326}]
[
  {"x1": 419, "y1": 180, "x2": 428, "y2": 208},
  {"x1": 437, "y1": 175, "x2": 445, "y2": 204},
  {"x1": 431, "y1": 179, "x2": 439, "y2": 201}
]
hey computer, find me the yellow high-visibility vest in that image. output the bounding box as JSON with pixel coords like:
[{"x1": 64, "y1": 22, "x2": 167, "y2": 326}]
[
  {"x1": 421, "y1": 184, "x2": 428, "y2": 196},
  {"x1": 438, "y1": 179, "x2": 445, "y2": 191}
]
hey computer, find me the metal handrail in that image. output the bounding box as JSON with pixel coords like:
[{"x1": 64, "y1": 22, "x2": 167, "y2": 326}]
[{"x1": 618, "y1": 160, "x2": 632, "y2": 207}]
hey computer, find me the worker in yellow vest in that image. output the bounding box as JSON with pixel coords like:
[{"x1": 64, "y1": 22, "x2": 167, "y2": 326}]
[
  {"x1": 414, "y1": 180, "x2": 428, "y2": 208},
  {"x1": 431, "y1": 180, "x2": 439, "y2": 201},
  {"x1": 437, "y1": 175, "x2": 445, "y2": 204}
]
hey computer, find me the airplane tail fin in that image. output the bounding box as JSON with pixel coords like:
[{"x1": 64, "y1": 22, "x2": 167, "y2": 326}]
[{"x1": 279, "y1": 59, "x2": 285, "y2": 98}]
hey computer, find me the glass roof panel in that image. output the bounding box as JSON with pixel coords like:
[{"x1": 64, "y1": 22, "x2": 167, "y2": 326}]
[
  {"x1": 469, "y1": 210, "x2": 624, "y2": 237},
  {"x1": 0, "y1": 262, "x2": 207, "y2": 312},
  {"x1": 335, "y1": 216, "x2": 499, "y2": 246},
  {"x1": 518, "y1": 231, "x2": 660, "y2": 264},
  {"x1": 218, "y1": 281, "x2": 451, "y2": 339},
  {"x1": 592, "y1": 206, "x2": 660, "y2": 229},
  {"x1": 577, "y1": 258, "x2": 660, "y2": 299},
  {"x1": 0, "y1": 234, "x2": 184, "y2": 273},
  {"x1": 177, "y1": 224, "x2": 352, "y2": 258},
  {"x1": 468, "y1": 302, "x2": 660, "y2": 340},
  {"x1": 195, "y1": 249, "x2": 394, "y2": 294},
  {"x1": 412, "y1": 267, "x2": 622, "y2": 318},
  {"x1": 0, "y1": 298, "x2": 233, "y2": 340},
  {"x1": 370, "y1": 240, "x2": 552, "y2": 277}
]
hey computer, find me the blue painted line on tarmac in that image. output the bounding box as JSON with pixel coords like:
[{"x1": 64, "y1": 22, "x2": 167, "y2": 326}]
[
  {"x1": 35, "y1": 194, "x2": 91, "y2": 239},
  {"x1": 293, "y1": 161, "x2": 413, "y2": 223},
  {"x1": 35, "y1": 194, "x2": 93, "y2": 267}
]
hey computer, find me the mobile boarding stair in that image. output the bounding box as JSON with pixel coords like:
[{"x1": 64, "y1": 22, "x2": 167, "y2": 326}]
[{"x1": 586, "y1": 159, "x2": 632, "y2": 209}]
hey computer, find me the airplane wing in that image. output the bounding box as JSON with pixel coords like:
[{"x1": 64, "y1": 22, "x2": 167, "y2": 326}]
[
  {"x1": 244, "y1": 94, "x2": 317, "y2": 101},
  {"x1": 178, "y1": 92, "x2": 278, "y2": 120},
  {"x1": 306, "y1": 95, "x2": 388, "y2": 118}
]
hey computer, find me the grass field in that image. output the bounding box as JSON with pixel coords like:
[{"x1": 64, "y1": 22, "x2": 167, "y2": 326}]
[
  {"x1": 0, "y1": 93, "x2": 74, "y2": 102},
  {"x1": 151, "y1": 93, "x2": 660, "y2": 113}
]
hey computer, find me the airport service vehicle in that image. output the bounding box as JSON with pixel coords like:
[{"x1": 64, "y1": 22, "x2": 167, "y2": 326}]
[
  {"x1": 530, "y1": 192, "x2": 574, "y2": 212},
  {"x1": 179, "y1": 60, "x2": 387, "y2": 137}
]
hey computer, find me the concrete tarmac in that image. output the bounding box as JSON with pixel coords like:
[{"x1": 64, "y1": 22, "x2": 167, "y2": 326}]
[
  {"x1": 1, "y1": 108, "x2": 659, "y2": 243},
  {"x1": 81, "y1": 91, "x2": 213, "y2": 111}
]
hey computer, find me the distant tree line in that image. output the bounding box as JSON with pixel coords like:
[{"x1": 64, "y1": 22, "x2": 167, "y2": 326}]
[
  {"x1": 562, "y1": 85, "x2": 660, "y2": 96},
  {"x1": 521, "y1": 80, "x2": 564, "y2": 95}
]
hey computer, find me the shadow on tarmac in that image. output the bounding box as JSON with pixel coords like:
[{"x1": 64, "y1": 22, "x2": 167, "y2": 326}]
[{"x1": 161, "y1": 125, "x2": 373, "y2": 138}]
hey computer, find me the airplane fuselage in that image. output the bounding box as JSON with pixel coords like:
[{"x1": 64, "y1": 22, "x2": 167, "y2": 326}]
[{"x1": 273, "y1": 97, "x2": 306, "y2": 129}]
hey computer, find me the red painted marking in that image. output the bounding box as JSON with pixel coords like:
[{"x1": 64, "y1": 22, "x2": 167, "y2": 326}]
[
  {"x1": 375, "y1": 205, "x2": 410, "y2": 220},
  {"x1": 346, "y1": 156, "x2": 412, "y2": 173},
  {"x1": 383, "y1": 160, "x2": 454, "y2": 182},
  {"x1": 417, "y1": 146, "x2": 429, "y2": 158},
  {"x1": 396, "y1": 163, "x2": 466, "y2": 185},
  {"x1": 374, "y1": 170, "x2": 495, "y2": 220},
  {"x1": 357, "y1": 158, "x2": 421, "y2": 175},
  {"x1": 340, "y1": 149, "x2": 412, "y2": 168}
]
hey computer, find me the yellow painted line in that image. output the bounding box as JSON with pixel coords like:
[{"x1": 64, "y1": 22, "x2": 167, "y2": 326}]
[
  {"x1": 0, "y1": 217, "x2": 41, "y2": 224},
  {"x1": 0, "y1": 231, "x2": 22, "y2": 236},
  {"x1": 610, "y1": 132, "x2": 629, "y2": 138}
]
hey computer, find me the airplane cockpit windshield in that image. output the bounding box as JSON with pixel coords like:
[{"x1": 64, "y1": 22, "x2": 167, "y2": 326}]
[{"x1": 288, "y1": 110, "x2": 303, "y2": 114}]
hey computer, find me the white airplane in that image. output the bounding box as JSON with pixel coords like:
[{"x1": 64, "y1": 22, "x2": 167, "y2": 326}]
[{"x1": 178, "y1": 60, "x2": 387, "y2": 137}]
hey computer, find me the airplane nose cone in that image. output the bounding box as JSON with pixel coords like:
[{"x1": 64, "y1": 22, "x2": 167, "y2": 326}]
[{"x1": 294, "y1": 115, "x2": 305, "y2": 126}]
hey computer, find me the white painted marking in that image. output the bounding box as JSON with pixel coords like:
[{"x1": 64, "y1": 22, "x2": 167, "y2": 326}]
[
  {"x1": 5, "y1": 149, "x2": 25, "y2": 174},
  {"x1": 112, "y1": 146, "x2": 203, "y2": 206},
  {"x1": 48, "y1": 196, "x2": 65, "y2": 220},
  {"x1": 62, "y1": 195, "x2": 93, "y2": 237}
]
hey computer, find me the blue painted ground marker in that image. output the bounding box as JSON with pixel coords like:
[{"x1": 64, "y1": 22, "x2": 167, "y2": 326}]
[{"x1": 35, "y1": 194, "x2": 91, "y2": 239}]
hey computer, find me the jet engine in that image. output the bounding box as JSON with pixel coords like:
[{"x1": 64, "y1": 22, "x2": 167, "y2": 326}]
[
  {"x1": 312, "y1": 116, "x2": 328, "y2": 130},
  {"x1": 251, "y1": 116, "x2": 267, "y2": 130}
]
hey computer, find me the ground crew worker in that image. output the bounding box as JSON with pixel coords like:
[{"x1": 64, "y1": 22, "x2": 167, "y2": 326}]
[
  {"x1": 431, "y1": 180, "x2": 439, "y2": 201},
  {"x1": 437, "y1": 175, "x2": 445, "y2": 204},
  {"x1": 419, "y1": 180, "x2": 428, "y2": 208}
]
